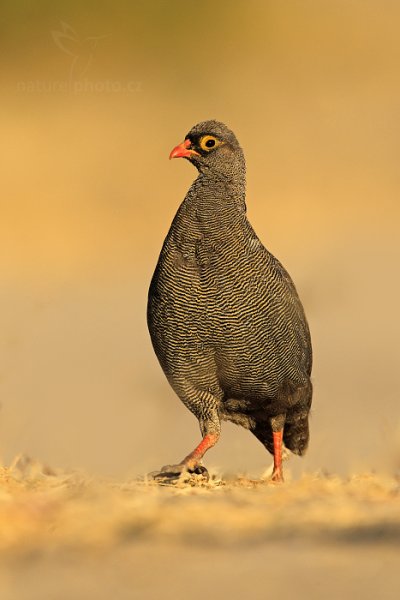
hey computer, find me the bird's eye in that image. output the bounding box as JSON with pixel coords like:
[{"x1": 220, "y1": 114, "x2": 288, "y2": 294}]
[{"x1": 199, "y1": 135, "x2": 221, "y2": 151}]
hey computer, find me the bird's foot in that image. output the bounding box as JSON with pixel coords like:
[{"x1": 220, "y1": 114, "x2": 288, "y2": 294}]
[
  {"x1": 269, "y1": 467, "x2": 284, "y2": 484},
  {"x1": 149, "y1": 461, "x2": 209, "y2": 485}
]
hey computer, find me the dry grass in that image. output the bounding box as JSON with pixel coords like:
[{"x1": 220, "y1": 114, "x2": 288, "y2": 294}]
[
  {"x1": 1, "y1": 455, "x2": 399, "y2": 556},
  {"x1": 1, "y1": 456, "x2": 400, "y2": 599}
]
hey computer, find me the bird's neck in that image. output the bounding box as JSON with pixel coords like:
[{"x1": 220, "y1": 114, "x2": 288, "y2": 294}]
[{"x1": 188, "y1": 172, "x2": 247, "y2": 220}]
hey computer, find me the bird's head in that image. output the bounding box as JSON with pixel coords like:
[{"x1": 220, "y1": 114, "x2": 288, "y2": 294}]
[{"x1": 169, "y1": 120, "x2": 245, "y2": 177}]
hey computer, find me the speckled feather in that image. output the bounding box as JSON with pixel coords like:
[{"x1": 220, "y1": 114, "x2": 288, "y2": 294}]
[{"x1": 148, "y1": 121, "x2": 312, "y2": 459}]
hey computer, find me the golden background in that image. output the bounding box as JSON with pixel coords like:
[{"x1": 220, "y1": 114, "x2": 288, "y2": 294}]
[{"x1": 1, "y1": 0, "x2": 399, "y2": 479}]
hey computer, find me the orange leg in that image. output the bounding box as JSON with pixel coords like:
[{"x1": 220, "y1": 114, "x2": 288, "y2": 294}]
[
  {"x1": 271, "y1": 430, "x2": 284, "y2": 482},
  {"x1": 181, "y1": 433, "x2": 219, "y2": 470}
]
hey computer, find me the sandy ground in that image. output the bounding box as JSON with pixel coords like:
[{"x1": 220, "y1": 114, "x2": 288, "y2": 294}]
[{"x1": 0, "y1": 457, "x2": 399, "y2": 600}]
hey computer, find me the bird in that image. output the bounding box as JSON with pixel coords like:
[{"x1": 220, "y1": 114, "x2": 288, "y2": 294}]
[{"x1": 147, "y1": 120, "x2": 312, "y2": 482}]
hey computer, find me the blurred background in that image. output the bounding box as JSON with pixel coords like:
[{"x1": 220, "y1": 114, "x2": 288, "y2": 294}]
[{"x1": 0, "y1": 0, "x2": 399, "y2": 478}]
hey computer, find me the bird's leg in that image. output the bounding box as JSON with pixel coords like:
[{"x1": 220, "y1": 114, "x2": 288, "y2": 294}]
[
  {"x1": 270, "y1": 414, "x2": 285, "y2": 483},
  {"x1": 180, "y1": 432, "x2": 219, "y2": 472},
  {"x1": 152, "y1": 413, "x2": 221, "y2": 482}
]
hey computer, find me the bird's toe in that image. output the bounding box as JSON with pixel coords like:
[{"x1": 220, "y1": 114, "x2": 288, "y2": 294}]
[
  {"x1": 160, "y1": 463, "x2": 186, "y2": 475},
  {"x1": 269, "y1": 468, "x2": 284, "y2": 484},
  {"x1": 149, "y1": 462, "x2": 209, "y2": 484}
]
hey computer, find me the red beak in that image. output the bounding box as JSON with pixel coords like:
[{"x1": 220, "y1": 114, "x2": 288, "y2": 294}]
[{"x1": 169, "y1": 138, "x2": 200, "y2": 160}]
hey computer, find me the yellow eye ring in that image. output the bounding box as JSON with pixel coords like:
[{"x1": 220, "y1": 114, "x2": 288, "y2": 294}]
[{"x1": 199, "y1": 135, "x2": 222, "y2": 151}]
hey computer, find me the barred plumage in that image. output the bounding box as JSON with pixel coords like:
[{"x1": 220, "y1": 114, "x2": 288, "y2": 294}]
[{"x1": 148, "y1": 121, "x2": 312, "y2": 481}]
